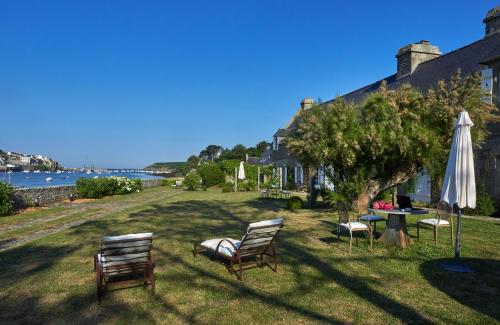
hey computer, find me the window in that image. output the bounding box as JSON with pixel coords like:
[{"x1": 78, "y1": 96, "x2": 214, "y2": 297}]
[{"x1": 273, "y1": 136, "x2": 278, "y2": 150}]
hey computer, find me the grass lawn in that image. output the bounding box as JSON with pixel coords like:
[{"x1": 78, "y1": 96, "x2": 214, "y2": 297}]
[{"x1": 0, "y1": 187, "x2": 499, "y2": 324}]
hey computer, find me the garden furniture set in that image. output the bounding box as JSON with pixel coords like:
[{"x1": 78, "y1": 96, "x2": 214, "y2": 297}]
[
  {"x1": 337, "y1": 196, "x2": 454, "y2": 252},
  {"x1": 94, "y1": 217, "x2": 284, "y2": 302}
]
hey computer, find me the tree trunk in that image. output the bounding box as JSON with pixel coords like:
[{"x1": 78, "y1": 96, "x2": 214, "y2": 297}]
[{"x1": 306, "y1": 167, "x2": 316, "y2": 208}]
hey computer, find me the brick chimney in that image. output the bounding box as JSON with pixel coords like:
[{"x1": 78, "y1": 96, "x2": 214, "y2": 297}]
[
  {"x1": 396, "y1": 40, "x2": 441, "y2": 79},
  {"x1": 300, "y1": 98, "x2": 315, "y2": 110},
  {"x1": 484, "y1": 6, "x2": 500, "y2": 37}
]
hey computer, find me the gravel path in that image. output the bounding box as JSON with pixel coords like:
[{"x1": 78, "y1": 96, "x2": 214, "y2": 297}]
[{"x1": 0, "y1": 189, "x2": 182, "y2": 252}]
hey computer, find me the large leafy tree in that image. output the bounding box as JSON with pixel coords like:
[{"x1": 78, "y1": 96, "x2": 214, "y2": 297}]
[
  {"x1": 199, "y1": 145, "x2": 223, "y2": 162},
  {"x1": 287, "y1": 73, "x2": 496, "y2": 210},
  {"x1": 424, "y1": 71, "x2": 498, "y2": 201}
]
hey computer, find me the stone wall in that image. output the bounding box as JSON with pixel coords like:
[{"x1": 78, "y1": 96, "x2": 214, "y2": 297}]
[
  {"x1": 13, "y1": 185, "x2": 76, "y2": 209},
  {"x1": 12, "y1": 178, "x2": 163, "y2": 209},
  {"x1": 141, "y1": 179, "x2": 163, "y2": 188}
]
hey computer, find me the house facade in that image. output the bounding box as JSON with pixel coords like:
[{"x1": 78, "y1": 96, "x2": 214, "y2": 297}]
[{"x1": 263, "y1": 6, "x2": 500, "y2": 202}]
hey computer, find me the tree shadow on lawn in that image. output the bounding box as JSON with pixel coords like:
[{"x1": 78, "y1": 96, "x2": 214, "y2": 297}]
[
  {"x1": 420, "y1": 258, "x2": 500, "y2": 321},
  {"x1": 124, "y1": 198, "x2": 433, "y2": 323}
]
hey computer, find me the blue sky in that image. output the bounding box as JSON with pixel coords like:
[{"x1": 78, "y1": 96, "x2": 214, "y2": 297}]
[{"x1": 1, "y1": 1, "x2": 497, "y2": 168}]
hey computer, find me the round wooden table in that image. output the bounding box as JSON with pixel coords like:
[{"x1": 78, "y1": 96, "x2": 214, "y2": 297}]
[{"x1": 369, "y1": 208, "x2": 428, "y2": 248}]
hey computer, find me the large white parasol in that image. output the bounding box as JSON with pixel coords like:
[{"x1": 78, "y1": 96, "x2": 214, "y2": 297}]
[
  {"x1": 440, "y1": 111, "x2": 476, "y2": 270},
  {"x1": 238, "y1": 161, "x2": 246, "y2": 180}
]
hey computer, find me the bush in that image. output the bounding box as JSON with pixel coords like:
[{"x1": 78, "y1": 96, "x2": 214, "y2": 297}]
[
  {"x1": 238, "y1": 179, "x2": 257, "y2": 192},
  {"x1": 184, "y1": 172, "x2": 201, "y2": 191},
  {"x1": 161, "y1": 178, "x2": 176, "y2": 186},
  {"x1": 287, "y1": 196, "x2": 303, "y2": 210},
  {"x1": 0, "y1": 182, "x2": 13, "y2": 216},
  {"x1": 76, "y1": 178, "x2": 116, "y2": 198},
  {"x1": 221, "y1": 182, "x2": 234, "y2": 193},
  {"x1": 111, "y1": 176, "x2": 142, "y2": 195},
  {"x1": 198, "y1": 163, "x2": 225, "y2": 187},
  {"x1": 76, "y1": 177, "x2": 142, "y2": 199},
  {"x1": 463, "y1": 183, "x2": 496, "y2": 216}
]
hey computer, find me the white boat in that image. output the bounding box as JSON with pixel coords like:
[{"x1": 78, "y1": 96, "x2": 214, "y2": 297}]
[
  {"x1": 93, "y1": 175, "x2": 99, "y2": 179},
  {"x1": 46, "y1": 177, "x2": 53, "y2": 182},
  {"x1": 56, "y1": 170, "x2": 62, "y2": 174},
  {"x1": 34, "y1": 170, "x2": 40, "y2": 174},
  {"x1": 86, "y1": 170, "x2": 92, "y2": 174},
  {"x1": 23, "y1": 170, "x2": 30, "y2": 173}
]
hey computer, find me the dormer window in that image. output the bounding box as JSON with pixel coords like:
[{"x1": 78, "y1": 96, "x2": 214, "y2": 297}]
[{"x1": 273, "y1": 136, "x2": 279, "y2": 150}]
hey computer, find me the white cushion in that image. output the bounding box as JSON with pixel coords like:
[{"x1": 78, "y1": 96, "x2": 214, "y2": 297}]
[
  {"x1": 359, "y1": 214, "x2": 385, "y2": 222},
  {"x1": 419, "y1": 219, "x2": 450, "y2": 226},
  {"x1": 248, "y1": 218, "x2": 284, "y2": 231},
  {"x1": 340, "y1": 222, "x2": 369, "y2": 230},
  {"x1": 103, "y1": 232, "x2": 153, "y2": 243},
  {"x1": 200, "y1": 238, "x2": 241, "y2": 258}
]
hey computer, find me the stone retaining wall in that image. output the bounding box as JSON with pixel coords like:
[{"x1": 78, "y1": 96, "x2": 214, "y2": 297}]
[
  {"x1": 12, "y1": 178, "x2": 163, "y2": 209},
  {"x1": 13, "y1": 185, "x2": 77, "y2": 209},
  {"x1": 141, "y1": 179, "x2": 163, "y2": 188}
]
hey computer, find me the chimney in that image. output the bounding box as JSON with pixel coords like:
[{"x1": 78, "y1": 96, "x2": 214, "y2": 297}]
[
  {"x1": 484, "y1": 6, "x2": 500, "y2": 37},
  {"x1": 396, "y1": 40, "x2": 441, "y2": 79},
  {"x1": 300, "y1": 98, "x2": 315, "y2": 110}
]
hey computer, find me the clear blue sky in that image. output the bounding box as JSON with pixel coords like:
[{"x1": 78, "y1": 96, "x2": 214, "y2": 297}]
[{"x1": 1, "y1": 1, "x2": 497, "y2": 168}]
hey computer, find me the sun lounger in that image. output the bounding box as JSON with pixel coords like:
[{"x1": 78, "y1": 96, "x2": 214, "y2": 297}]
[{"x1": 193, "y1": 218, "x2": 284, "y2": 280}]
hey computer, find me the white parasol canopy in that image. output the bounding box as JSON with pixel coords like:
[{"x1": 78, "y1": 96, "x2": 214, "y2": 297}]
[
  {"x1": 238, "y1": 161, "x2": 246, "y2": 180},
  {"x1": 440, "y1": 111, "x2": 476, "y2": 209}
]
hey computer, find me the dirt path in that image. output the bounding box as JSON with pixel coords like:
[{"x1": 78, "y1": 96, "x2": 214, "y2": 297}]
[{"x1": 0, "y1": 189, "x2": 183, "y2": 252}]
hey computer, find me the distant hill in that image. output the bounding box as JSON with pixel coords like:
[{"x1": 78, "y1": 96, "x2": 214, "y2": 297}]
[{"x1": 144, "y1": 162, "x2": 186, "y2": 172}]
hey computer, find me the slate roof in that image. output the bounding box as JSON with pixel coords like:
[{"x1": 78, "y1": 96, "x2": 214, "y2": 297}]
[
  {"x1": 335, "y1": 33, "x2": 500, "y2": 104},
  {"x1": 274, "y1": 128, "x2": 291, "y2": 137},
  {"x1": 265, "y1": 33, "x2": 500, "y2": 167}
]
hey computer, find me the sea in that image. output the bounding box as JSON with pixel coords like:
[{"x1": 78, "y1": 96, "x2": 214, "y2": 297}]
[{"x1": 1, "y1": 170, "x2": 163, "y2": 189}]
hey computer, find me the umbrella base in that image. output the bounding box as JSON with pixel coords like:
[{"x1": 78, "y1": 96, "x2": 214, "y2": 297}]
[{"x1": 440, "y1": 260, "x2": 473, "y2": 273}]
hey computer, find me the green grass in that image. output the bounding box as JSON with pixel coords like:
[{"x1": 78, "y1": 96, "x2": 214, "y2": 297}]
[{"x1": 0, "y1": 187, "x2": 499, "y2": 324}]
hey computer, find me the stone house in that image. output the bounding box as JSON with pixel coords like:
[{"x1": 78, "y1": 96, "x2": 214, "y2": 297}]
[{"x1": 263, "y1": 6, "x2": 500, "y2": 202}]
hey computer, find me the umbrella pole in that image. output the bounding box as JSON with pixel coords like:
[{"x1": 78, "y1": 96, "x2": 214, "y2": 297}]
[{"x1": 454, "y1": 208, "x2": 462, "y2": 260}]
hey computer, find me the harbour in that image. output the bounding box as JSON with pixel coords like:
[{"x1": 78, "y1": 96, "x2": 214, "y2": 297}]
[{"x1": 1, "y1": 170, "x2": 164, "y2": 189}]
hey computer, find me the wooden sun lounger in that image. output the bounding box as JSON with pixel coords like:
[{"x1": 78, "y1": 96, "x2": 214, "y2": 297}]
[
  {"x1": 193, "y1": 218, "x2": 284, "y2": 280},
  {"x1": 94, "y1": 232, "x2": 155, "y2": 303}
]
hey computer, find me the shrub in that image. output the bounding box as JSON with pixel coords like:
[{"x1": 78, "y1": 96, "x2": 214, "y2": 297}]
[
  {"x1": 76, "y1": 177, "x2": 141, "y2": 199},
  {"x1": 111, "y1": 176, "x2": 142, "y2": 194},
  {"x1": 184, "y1": 172, "x2": 201, "y2": 191},
  {"x1": 76, "y1": 178, "x2": 116, "y2": 198},
  {"x1": 221, "y1": 182, "x2": 234, "y2": 193},
  {"x1": 198, "y1": 163, "x2": 225, "y2": 187},
  {"x1": 0, "y1": 182, "x2": 13, "y2": 216},
  {"x1": 463, "y1": 183, "x2": 496, "y2": 216},
  {"x1": 287, "y1": 196, "x2": 303, "y2": 210},
  {"x1": 161, "y1": 178, "x2": 176, "y2": 186},
  {"x1": 318, "y1": 189, "x2": 335, "y2": 206},
  {"x1": 238, "y1": 179, "x2": 257, "y2": 192}
]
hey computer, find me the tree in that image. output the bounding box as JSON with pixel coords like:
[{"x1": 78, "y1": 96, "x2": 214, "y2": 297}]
[
  {"x1": 424, "y1": 71, "x2": 498, "y2": 203},
  {"x1": 198, "y1": 163, "x2": 225, "y2": 187},
  {"x1": 246, "y1": 141, "x2": 269, "y2": 157},
  {"x1": 184, "y1": 172, "x2": 201, "y2": 191},
  {"x1": 183, "y1": 155, "x2": 200, "y2": 175},
  {"x1": 199, "y1": 145, "x2": 223, "y2": 162},
  {"x1": 287, "y1": 74, "x2": 496, "y2": 210}
]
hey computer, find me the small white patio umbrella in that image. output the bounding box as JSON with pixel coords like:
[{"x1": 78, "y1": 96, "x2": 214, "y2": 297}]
[
  {"x1": 238, "y1": 161, "x2": 246, "y2": 180},
  {"x1": 440, "y1": 111, "x2": 476, "y2": 271}
]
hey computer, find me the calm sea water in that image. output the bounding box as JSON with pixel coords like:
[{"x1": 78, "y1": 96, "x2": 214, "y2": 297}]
[{"x1": 1, "y1": 171, "x2": 163, "y2": 189}]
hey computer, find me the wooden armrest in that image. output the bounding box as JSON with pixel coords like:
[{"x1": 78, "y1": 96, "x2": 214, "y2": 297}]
[{"x1": 215, "y1": 239, "x2": 238, "y2": 253}]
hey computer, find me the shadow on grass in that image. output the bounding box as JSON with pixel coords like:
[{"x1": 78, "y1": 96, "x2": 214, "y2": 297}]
[
  {"x1": 137, "y1": 198, "x2": 437, "y2": 323},
  {"x1": 420, "y1": 258, "x2": 500, "y2": 321},
  {"x1": 0, "y1": 196, "x2": 466, "y2": 323}
]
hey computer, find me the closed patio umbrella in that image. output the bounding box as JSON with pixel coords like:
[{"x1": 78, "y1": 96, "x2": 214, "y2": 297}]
[
  {"x1": 440, "y1": 111, "x2": 476, "y2": 272},
  {"x1": 238, "y1": 161, "x2": 246, "y2": 180}
]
